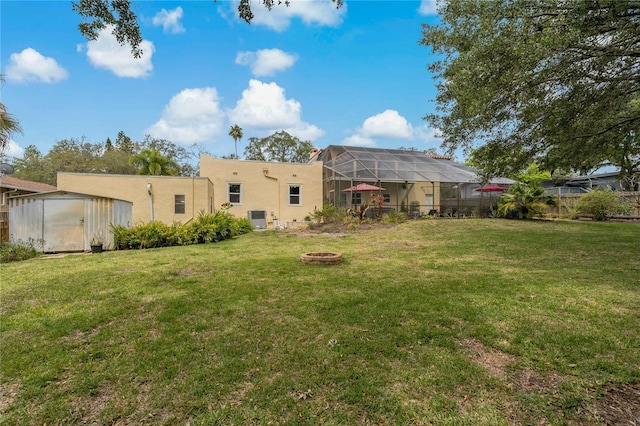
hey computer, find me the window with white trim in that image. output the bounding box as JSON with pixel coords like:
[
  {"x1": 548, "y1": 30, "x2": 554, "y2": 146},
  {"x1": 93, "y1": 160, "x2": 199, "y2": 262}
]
[
  {"x1": 228, "y1": 183, "x2": 242, "y2": 204},
  {"x1": 289, "y1": 184, "x2": 301, "y2": 205}
]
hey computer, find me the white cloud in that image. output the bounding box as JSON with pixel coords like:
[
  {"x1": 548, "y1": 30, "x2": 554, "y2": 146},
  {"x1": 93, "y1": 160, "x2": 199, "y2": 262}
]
[
  {"x1": 418, "y1": 0, "x2": 439, "y2": 16},
  {"x1": 5, "y1": 48, "x2": 68, "y2": 84},
  {"x1": 344, "y1": 110, "x2": 443, "y2": 149},
  {"x1": 83, "y1": 25, "x2": 154, "y2": 78},
  {"x1": 224, "y1": 0, "x2": 346, "y2": 31},
  {"x1": 414, "y1": 125, "x2": 443, "y2": 146},
  {"x1": 228, "y1": 79, "x2": 323, "y2": 141},
  {"x1": 235, "y1": 49, "x2": 297, "y2": 77},
  {"x1": 360, "y1": 110, "x2": 414, "y2": 139},
  {"x1": 152, "y1": 7, "x2": 185, "y2": 34},
  {"x1": 341, "y1": 134, "x2": 376, "y2": 147},
  {"x1": 2, "y1": 139, "x2": 25, "y2": 158},
  {"x1": 145, "y1": 88, "x2": 225, "y2": 144}
]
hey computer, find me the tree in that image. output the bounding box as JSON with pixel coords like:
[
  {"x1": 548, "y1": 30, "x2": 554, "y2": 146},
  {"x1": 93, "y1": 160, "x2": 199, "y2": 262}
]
[
  {"x1": 243, "y1": 131, "x2": 313, "y2": 163},
  {"x1": 73, "y1": 0, "x2": 344, "y2": 58},
  {"x1": 140, "y1": 135, "x2": 199, "y2": 176},
  {"x1": 228, "y1": 125, "x2": 243, "y2": 159},
  {"x1": 497, "y1": 182, "x2": 556, "y2": 219},
  {"x1": 12, "y1": 146, "x2": 48, "y2": 183},
  {"x1": 115, "y1": 130, "x2": 136, "y2": 154},
  {"x1": 130, "y1": 149, "x2": 179, "y2": 176},
  {"x1": 0, "y1": 75, "x2": 22, "y2": 153},
  {"x1": 421, "y1": 1, "x2": 640, "y2": 188}
]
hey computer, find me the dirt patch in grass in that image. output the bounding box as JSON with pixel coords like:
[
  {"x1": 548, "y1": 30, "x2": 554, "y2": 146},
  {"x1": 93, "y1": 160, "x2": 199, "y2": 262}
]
[
  {"x1": 0, "y1": 381, "x2": 20, "y2": 413},
  {"x1": 71, "y1": 381, "x2": 118, "y2": 423},
  {"x1": 460, "y1": 338, "x2": 519, "y2": 382},
  {"x1": 592, "y1": 382, "x2": 640, "y2": 426},
  {"x1": 459, "y1": 338, "x2": 640, "y2": 425}
]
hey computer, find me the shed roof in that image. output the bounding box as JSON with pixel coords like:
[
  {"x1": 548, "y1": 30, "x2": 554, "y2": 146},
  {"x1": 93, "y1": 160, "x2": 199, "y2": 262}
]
[
  {"x1": 318, "y1": 146, "x2": 514, "y2": 184},
  {"x1": 8, "y1": 190, "x2": 131, "y2": 204}
]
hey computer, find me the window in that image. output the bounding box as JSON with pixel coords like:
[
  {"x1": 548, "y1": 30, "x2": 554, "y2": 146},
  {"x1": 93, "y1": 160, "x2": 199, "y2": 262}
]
[
  {"x1": 289, "y1": 184, "x2": 301, "y2": 205},
  {"x1": 228, "y1": 183, "x2": 242, "y2": 203},
  {"x1": 175, "y1": 194, "x2": 185, "y2": 214},
  {"x1": 383, "y1": 193, "x2": 391, "y2": 203},
  {"x1": 351, "y1": 192, "x2": 362, "y2": 205}
]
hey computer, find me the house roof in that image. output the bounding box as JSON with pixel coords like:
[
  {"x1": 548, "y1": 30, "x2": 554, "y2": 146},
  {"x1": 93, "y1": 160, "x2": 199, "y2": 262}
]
[
  {"x1": 0, "y1": 176, "x2": 57, "y2": 192},
  {"x1": 318, "y1": 145, "x2": 514, "y2": 184}
]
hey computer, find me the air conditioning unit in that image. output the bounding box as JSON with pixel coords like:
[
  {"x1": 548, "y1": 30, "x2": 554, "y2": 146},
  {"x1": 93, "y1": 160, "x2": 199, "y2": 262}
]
[{"x1": 247, "y1": 210, "x2": 267, "y2": 229}]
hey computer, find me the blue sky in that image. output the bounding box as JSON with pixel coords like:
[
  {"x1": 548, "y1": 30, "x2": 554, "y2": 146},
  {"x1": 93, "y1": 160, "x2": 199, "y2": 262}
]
[{"x1": 1, "y1": 0, "x2": 444, "y2": 161}]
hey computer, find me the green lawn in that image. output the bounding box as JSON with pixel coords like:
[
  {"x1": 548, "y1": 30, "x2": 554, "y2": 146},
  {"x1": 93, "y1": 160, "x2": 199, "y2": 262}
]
[{"x1": 1, "y1": 219, "x2": 639, "y2": 425}]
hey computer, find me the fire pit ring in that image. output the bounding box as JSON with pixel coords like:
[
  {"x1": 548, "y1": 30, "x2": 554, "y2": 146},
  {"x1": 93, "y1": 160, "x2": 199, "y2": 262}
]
[{"x1": 300, "y1": 252, "x2": 342, "y2": 265}]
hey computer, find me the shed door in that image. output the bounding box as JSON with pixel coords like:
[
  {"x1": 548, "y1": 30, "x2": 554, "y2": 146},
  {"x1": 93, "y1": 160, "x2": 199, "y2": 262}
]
[{"x1": 43, "y1": 199, "x2": 85, "y2": 252}]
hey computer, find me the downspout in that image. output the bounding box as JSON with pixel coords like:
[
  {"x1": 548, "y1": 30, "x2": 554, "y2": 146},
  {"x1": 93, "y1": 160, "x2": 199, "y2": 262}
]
[
  {"x1": 147, "y1": 182, "x2": 154, "y2": 222},
  {"x1": 263, "y1": 168, "x2": 279, "y2": 222}
]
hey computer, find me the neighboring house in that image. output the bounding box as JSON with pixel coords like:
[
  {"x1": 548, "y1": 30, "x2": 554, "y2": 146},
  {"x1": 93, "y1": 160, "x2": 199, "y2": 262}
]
[
  {"x1": 1, "y1": 176, "x2": 57, "y2": 241},
  {"x1": 199, "y1": 155, "x2": 324, "y2": 228},
  {"x1": 544, "y1": 171, "x2": 638, "y2": 193},
  {"x1": 57, "y1": 173, "x2": 214, "y2": 225},
  {"x1": 317, "y1": 145, "x2": 513, "y2": 216}
]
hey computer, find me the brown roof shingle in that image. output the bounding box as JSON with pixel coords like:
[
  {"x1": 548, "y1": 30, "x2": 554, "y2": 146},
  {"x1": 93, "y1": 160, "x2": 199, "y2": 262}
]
[{"x1": 0, "y1": 176, "x2": 57, "y2": 192}]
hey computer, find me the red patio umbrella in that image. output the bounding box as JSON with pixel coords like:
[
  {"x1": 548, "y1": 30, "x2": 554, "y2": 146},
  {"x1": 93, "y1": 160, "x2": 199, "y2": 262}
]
[
  {"x1": 342, "y1": 183, "x2": 386, "y2": 192},
  {"x1": 475, "y1": 184, "x2": 507, "y2": 211},
  {"x1": 474, "y1": 184, "x2": 507, "y2": 192}
]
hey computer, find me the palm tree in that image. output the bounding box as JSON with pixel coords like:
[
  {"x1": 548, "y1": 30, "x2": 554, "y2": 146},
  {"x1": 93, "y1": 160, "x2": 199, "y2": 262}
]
[
  {"x1": 130, "y1": 149, "x2": 179, "y2": 176},
  {"x1": 228, "y1": 124, "x2": 243, "y2": 159},
  {"x1": 0, "y1": 75, "x2": 22, "y2": 153},
  {"x1": 497, "y1": 182, "x2": 556, "y2": 219}
]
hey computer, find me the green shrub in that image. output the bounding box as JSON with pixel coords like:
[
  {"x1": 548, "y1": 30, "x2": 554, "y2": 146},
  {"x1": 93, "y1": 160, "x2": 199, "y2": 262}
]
[
  {"x1": 0, "y1": 239, "x2": 43, "y2": 263},
  {"x1": 309, "y1": 203, "x2": 343, "y2": 224},
  {"x1": 497, "y1": 182, "x2": 556, "y2": 219},
  {"x1": 112, "y1": 211, "x2": 252, "y2": 250},
  {"x1": 380, "y1": 210, "x2": 407, "y2": 224},
  {"x1": 576, "y1": 189, "x2": 633, "y2": 221}
]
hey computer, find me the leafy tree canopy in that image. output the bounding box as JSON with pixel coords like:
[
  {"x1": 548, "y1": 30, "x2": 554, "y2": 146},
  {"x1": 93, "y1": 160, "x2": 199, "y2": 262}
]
[
  {"x1": 244, "y1": 130, "x2": 313, "y2": 163},
  {"x1": 421, "y1": 0, "x2": 640, "y2": 189},
  {"x1": 73, "y1": 0, "x2": 344, "y2": 58},
  {"x1": 10, "y1": 132, "x2": 204, "y2": 185},
  {"x1": 130, "y1": 148, "x2": 179, "y2": 176}
]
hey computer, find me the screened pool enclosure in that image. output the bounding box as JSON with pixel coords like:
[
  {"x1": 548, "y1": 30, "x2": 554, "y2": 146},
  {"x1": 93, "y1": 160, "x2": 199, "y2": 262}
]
[{"x1": 316, "y1": 146, "x2": 513, "y2": 217}]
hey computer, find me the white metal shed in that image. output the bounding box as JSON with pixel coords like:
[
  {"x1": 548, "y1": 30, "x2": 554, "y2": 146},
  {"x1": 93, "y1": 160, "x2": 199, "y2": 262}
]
[{"x1": 9, "y1": 191, "x2": 132, "y2": 253}]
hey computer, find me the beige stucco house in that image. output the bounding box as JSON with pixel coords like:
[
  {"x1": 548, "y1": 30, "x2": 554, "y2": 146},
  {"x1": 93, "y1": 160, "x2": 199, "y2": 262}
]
[
  {"x1": 54, "y1": 145, "x2": 513, "y2": 228},
  {"x1": 57, "y1": 173, "x2": 214, "y2": 225},
  {"x1": 57, "y1": 156, "x2": 323, "y2": 228},
  {"x1": 199, "y1": 155, "x2": 324, "y2": 227}
]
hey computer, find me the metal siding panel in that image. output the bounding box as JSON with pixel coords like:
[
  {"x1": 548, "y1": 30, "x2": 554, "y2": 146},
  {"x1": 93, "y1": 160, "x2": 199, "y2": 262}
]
[
  {"x1": 9, "y1": 198, "x2": 44, "y2": 249},
  {"x1": 113, "y1": 201, "x2": 132, "y2": 228},
  {"x1": 85, "y1": 197, "x2": 110, "y2": 251}
]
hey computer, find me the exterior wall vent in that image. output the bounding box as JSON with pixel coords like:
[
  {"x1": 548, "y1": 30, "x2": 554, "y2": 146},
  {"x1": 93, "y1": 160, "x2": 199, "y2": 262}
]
[{"x1": 247, "y1": 210, "x2": 267, "y2": 229}]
